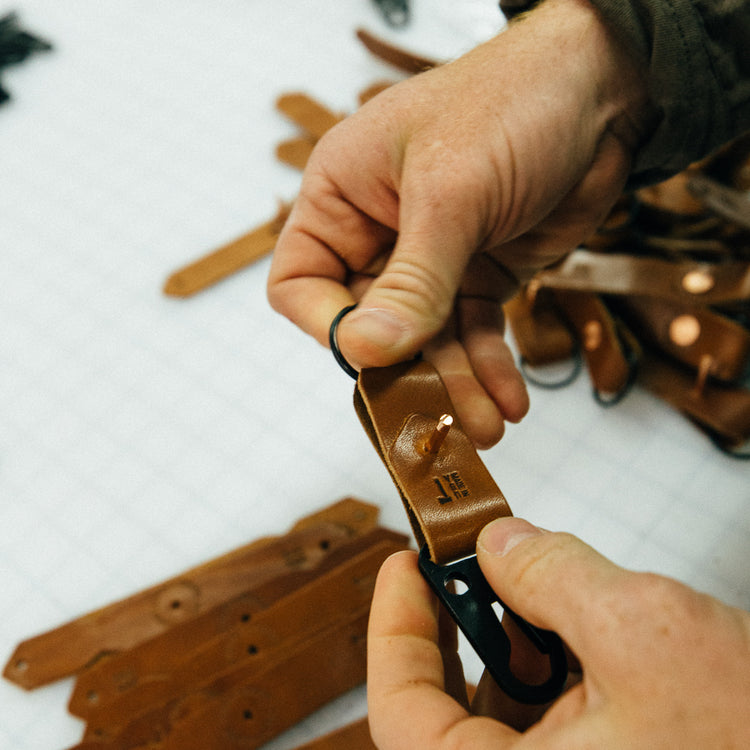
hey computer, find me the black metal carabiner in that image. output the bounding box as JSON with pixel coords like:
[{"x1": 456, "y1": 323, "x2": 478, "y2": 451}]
[{"x1": 418, "y1": 546, "x2": 568, "y2": 705}]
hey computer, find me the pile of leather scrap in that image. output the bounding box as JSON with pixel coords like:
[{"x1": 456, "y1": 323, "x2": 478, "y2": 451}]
[
  {"x1": 162, "y1": 24, "x2": 750, "y2": 455},
  {"x1": 3, "y1": 497, "x2": 408, "y2": 750},
  {"x1": 506, "y1": 133, "x2": 750, "y2": 456}
]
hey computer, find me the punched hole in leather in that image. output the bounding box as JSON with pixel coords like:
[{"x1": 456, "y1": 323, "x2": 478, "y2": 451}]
[{"x1": 352, "y1": 359, "x2": 568, "y2": 704}]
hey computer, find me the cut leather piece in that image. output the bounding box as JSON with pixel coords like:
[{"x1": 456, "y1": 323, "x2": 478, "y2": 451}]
[
  {"x1": 687, "y1": 172, "x2": 750, "y2": 231},
  {"x1": 354, "y1": 360, "x2": 513, "y2": 565},
  {"x1": 636, "y1": 169, "x2": 706, "y2": 217},
  {"x1": 276, "y1": 136, "x2": 316, "y2": 171},
  {"x1": 637, "y1": 347, "x2": 750, "y2": 447},
  {"x1": 3, "y1": 497, "x2": 379, "y2": 689},
  {"x1": 162, "y1": 203, "x2": 290, "y2": 297},
  {"x1": 615, "y1": 295, "x2": 750, "y2": 383},
  {"x1": 76, "y1": 609, "x2": 370, "y2": 750},
  {"x1": 275, "y1": 92, "x2": 345, "y2": 140},
  {"x1": 504, "y1": 287, "x2": 576, "y2": 366},
  {"x1": 355, "y1": 28, "x2": 440, "y2": 74},
  {"x1": 70, "y1": 535, "x2": 407, "y2": 726},
  {"x1": 553, "y1": 290, "x2": 639, "y2": 396},
  {"x1": 535, "y1": 249, "x2": 750, "y2": 305},
  {"x1": 358, "y1": 79, "x2": 395, "y2": 106}
]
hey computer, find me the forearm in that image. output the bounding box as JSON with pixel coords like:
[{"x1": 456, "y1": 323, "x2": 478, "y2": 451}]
[{"x1": 502, "y1": 0, "x2": 750, "y2": 186}]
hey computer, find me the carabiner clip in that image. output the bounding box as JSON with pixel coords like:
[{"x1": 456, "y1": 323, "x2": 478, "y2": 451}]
[{"x1": 418, "y1": 546, "x2": 568, "y2": 705}]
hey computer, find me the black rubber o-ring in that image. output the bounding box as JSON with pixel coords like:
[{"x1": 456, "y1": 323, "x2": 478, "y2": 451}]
[{"x1": 329, "y1": 304, "x2": 359, "y2": 379}]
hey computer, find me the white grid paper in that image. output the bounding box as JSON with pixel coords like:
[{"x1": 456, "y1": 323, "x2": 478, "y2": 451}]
[{"x1": 1, "y1": 2, "x2": 748, "y2": 749}]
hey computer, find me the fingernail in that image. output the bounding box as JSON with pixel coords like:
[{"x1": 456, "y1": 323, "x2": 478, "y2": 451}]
[
  {"x1": 347, "y1": 308, "x2": 408, "y2": 351},
  {"x1": 478, "y1": 518, "x2": 543, "y2": 556}
]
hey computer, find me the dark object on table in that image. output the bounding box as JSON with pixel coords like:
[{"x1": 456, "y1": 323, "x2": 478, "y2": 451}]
[
  {"x1": 372, "y1": 0, "x2": 410, "y2": 28},
  {"x1": 0, "y1": 11, "x2": 52, "y2": 104}
]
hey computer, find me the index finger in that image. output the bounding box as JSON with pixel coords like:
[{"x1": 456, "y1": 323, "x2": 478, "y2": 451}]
[{"x1": 267, "y1": 169, "x2": 397, "y2": 348}]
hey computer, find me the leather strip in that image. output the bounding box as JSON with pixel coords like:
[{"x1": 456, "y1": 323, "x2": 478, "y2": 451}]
[
  {"x1": 276, "y1": 136, "x2": 316, "y2": 171},
  {"x1": 503, "y1": 287, "x2": 575, "y2": 366},
  {"x1": 535, "y1": 249, "x2": 750, "y2": 305},
  {"x1": 74, "y1": 609, "x2": 370, "y2": 750},
  {"x1": 637, "y1": 348, "x2": 750, "y2": 448},
  {"x1": 354, "y1": 361, "x2": 513, "y2": 565},
  {"x1": 553, "y1": 290, "x2": 639, "y2": 396},
  {"x1": 687, "y1": 172, "x2": 750, "y2": 231},
  {"x1": 162, "y1": 203, "x2": 290, "y2": 297},
  {"x1": 275, "y1": 92, "x2": 345, "y2": 140},
  {"x1": 3, "y1": 497, "x2": 379, "y2": 689},
  {"x1": 615, "y1": 295, "x2": 750, "y2": 383},
  {"x1": 70, "y1": 535, "x2": 407, "y2": 726},
  {"x1": 355, "y1": 27, "x2": 440, "y2": 73}
]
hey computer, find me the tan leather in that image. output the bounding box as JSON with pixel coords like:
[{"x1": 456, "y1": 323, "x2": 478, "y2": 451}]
[
  {"x1": 276, "y1": 136, "x2": 316, "y2": 171},
  {"x1": 636, "y1": 170, "x2": 706, "y2": 217},
  {"x1": 276, "y1": 92, "x2": 345, "y2": 140},
  {"x1": 3, "y1": 497, "x2": 378, "y2": 689},
  {"x1": 638, "y1": 348, "x2": 750, "y2": 448},
  {"x1": 77, "y1": 540, "x2": 404, "y2": 742},
  {"x1": 74, "y1": 610, "x2": 371, "y2": 750},
  {"x1": 355, "y1": 28, "x2": 440, "y2": 74},
  {"x1": 535, "y1": 249, "x2": 750, "y2": 305},
  {"x1": 162, "y1": 203, "x2": 290, "y2": 297},
  {"x1": 616, "y1": 295, "x2": 750, "y2": 383},
  {"x1": 552, "y1": 290, "x2": 638, "y2": 395},
  {"x1": 7, "y1": 498, "x2": 408, "y2": 749},
  {"x1": 687, "y1": 172, "x2": 750, "y2": 231},
  {"x1": 354, "y1": 361, "x2": 513, "y2": 565},
  {"x1": 68, "y1": 531, "x2": 407, "y2": 723},
  {"x1": 504, "y1": 287, "x2": 575, "y2": 366},
  {"x1": 358, "y1": 80, "x2": 395, "y2": 106}
]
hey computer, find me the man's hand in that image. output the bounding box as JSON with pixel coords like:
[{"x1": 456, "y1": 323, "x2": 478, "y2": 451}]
[
  {"x1": 367, "y1": 518, "x2": 750, "y2": 749},
  {"x1": 268, "y1": 0, "x2": 650, "y2": 447}
]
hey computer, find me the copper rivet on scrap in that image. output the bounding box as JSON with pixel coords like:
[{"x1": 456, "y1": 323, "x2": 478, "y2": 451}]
[
  {"x1": 681, "y1": 269, "x2": 715, "y2": 294},
  {"x1": 669, "y1": 314, "x2": 701, "y2": 347},
  {"x1": 583, "y1": 320, "x2": 603, "y2": 351},
  {"x1": 424, "y1": 414, "x2": 453, "y2": 454}
]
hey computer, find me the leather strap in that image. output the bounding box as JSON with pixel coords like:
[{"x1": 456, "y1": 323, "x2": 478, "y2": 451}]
[
  {"x1": 275, "y1": 92, "x2": 345, "y2": 140},
  {"x1": 77, "y1": 539, "x2": 404, "y2": 740},
  {"x1": 355, "y1": 28, "x2": 439, "y2": 74},
  {"x1": 552, "y1": 290, "x2": 639, "y2": 397},
  {"x1": 637, "y1": 348, "x2": 750, "y2": 449},
  {"x1": 353, "y1": 360, "x2": 568, "y2": 704},
  {"x1": 69, "y1": 530, "x2": 407, "y2": 723},
  {"x1": 276, "y1": 136, "x2": 316, "y2": 171},
  {"x1": 615, "y1": 295, "x2": 750, "y2": 383},
  {"x1": 535, "y1": 249, "x2": 750, "y2": 305},
  {"x1": 74, "y1": 609, "x2": 370, "y2": 750},
  {"x1": 354, "y1": 360, "x2": 513, "y2": 565},
  {"x1": 3, "y1": 497, "x2": 378, "y2": 689},
  {"x1": 504, "y1": 287, "x2": 576, "y2": 367},
  {"x1": 687, "y1": 172, "x2": 750, "y2": 231},
  {"x1": 162, "y1": 203, "x2": 290, "y2": 297}
]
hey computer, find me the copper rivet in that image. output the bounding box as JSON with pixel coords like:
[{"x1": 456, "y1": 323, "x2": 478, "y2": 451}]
[
  {"x1": 669, "y1": 315, "x2": 701, "y2": 347},
  {"x1": 681, "y1": 269, "x2": 715, "y2": 294},
  {"x1": 423, "y1": 414, "x2": 453, "y2": 454},
  {"x1": 583, "y1": 320, "x2": 602, "y2": 351}
]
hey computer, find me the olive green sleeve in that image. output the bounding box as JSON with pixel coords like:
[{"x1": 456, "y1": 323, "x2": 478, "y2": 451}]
[{"x1": 500, "y1": 0, "x2": 750, "y2": 187}]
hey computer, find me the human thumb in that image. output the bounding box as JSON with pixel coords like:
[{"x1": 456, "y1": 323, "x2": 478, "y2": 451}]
[
  {"x1": 335, "y1": 248, "x2": 465, "y2": 369},
  {"x1": 476, "y1": 517, "x2": 626, "y2": 659}
]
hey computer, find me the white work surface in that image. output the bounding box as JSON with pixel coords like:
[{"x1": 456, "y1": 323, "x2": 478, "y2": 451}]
[{"x1": 0, "y1": 2, "x2": 748, "y2": 749}]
